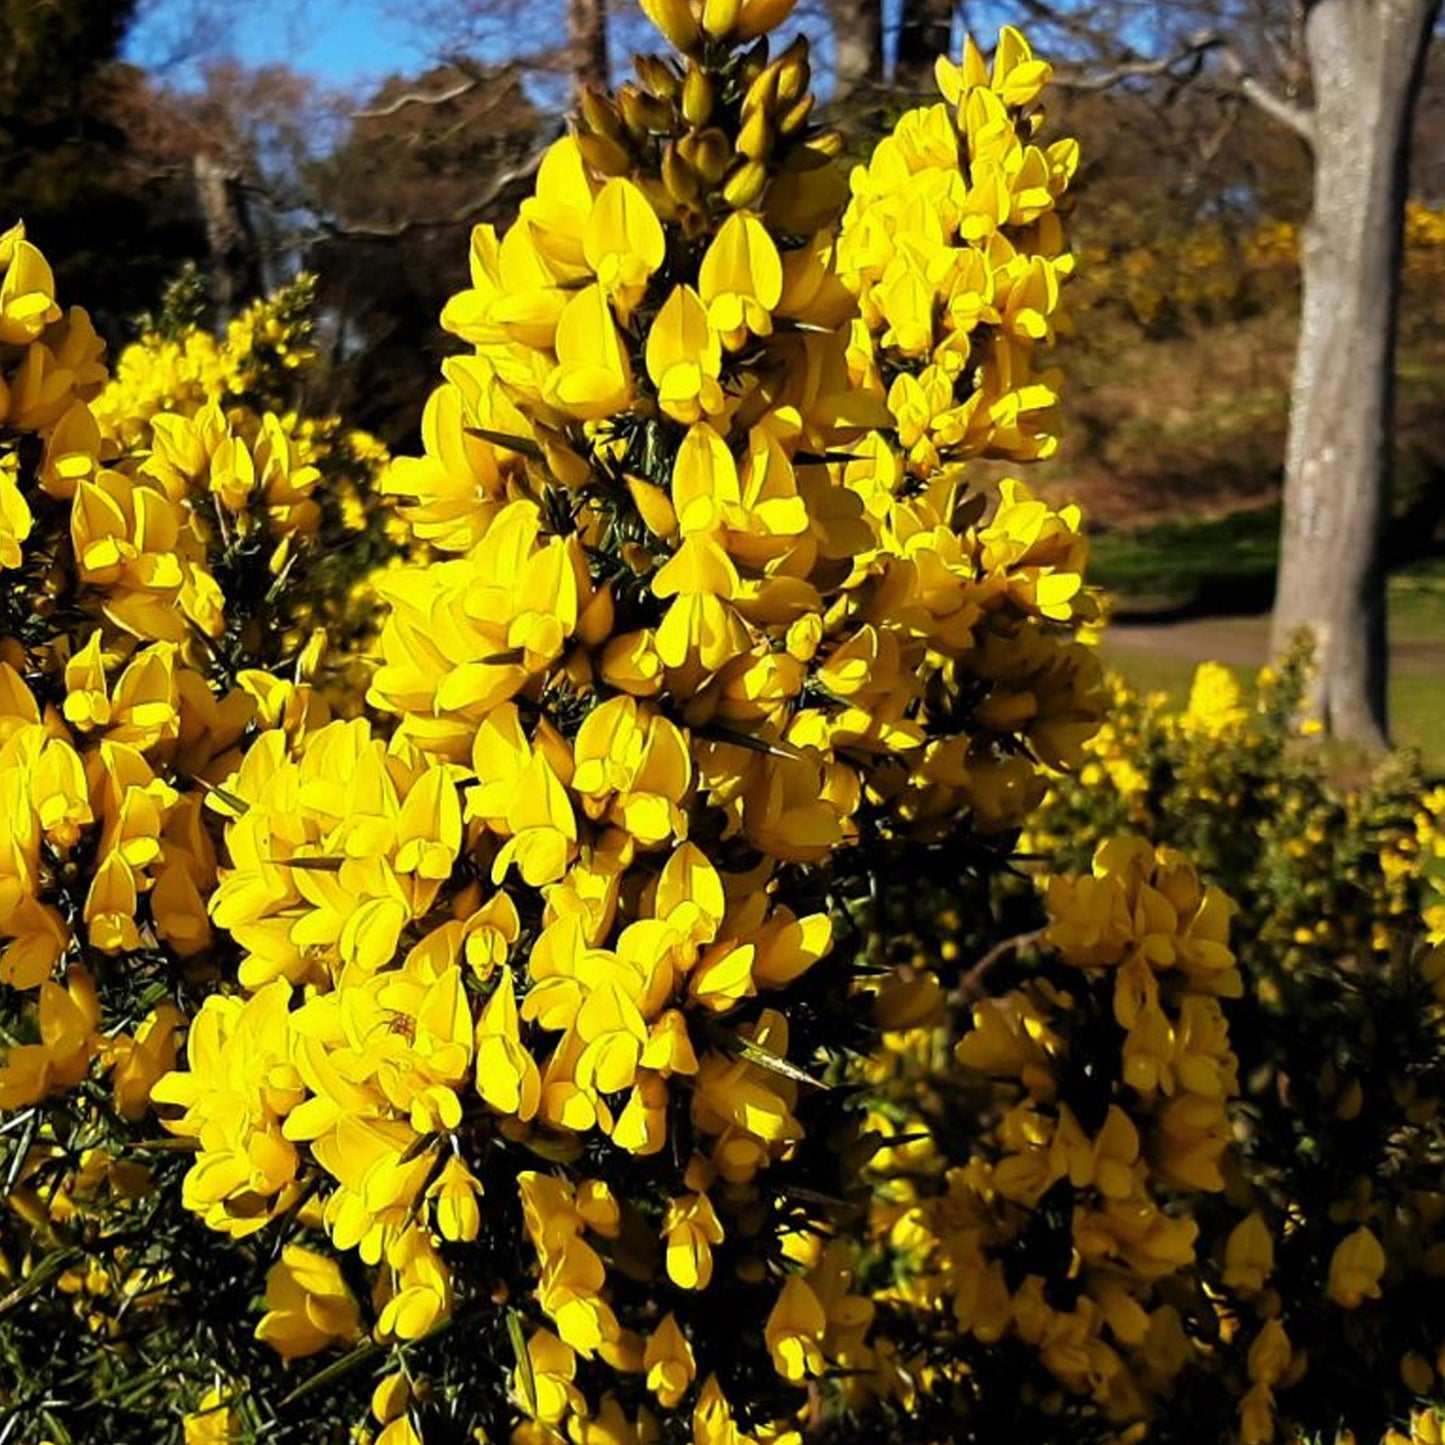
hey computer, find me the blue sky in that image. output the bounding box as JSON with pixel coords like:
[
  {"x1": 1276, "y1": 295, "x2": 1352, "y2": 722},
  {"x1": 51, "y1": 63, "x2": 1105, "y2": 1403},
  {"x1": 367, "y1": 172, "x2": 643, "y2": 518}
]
[
  {"x1": 119, "y1": 0, "x2": 1016, "y2": 95},
  {"x1": 121, "y1": 0, "x2": 854, "y2": 99},
  {"x1": 123, "y1": 0, "x2": 437, "y2": 90}
]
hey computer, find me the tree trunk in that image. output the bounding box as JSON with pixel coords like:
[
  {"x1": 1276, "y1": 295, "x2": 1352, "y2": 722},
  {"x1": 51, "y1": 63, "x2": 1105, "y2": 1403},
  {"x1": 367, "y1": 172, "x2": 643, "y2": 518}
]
[
  {"x1": 1270, "y1": 0, "x2": 1441, "y2": 747},
  {"x1": 831, "y1": 0, "x2": 884, "y2": 99},
  {"x1": 895, "y1": 0, "x2": 954, "y2": 87},
  {"x1": 192, "y1": 149, "x2": 262, "y2": 325},
  {"x1": 568, "y1": 0, "x2": 609, "y2": 97}
]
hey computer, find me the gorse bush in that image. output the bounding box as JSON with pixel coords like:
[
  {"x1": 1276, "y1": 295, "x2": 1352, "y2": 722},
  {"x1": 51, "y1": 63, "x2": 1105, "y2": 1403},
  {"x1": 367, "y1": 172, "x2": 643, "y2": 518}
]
[
  {"x1": 1006, "y1": 656, "x2": 1445, "y2": 1443},
  {"x1": 1032, "y1": 650, "x2": 1443, "y2": 979},
  {"x1": 1070, "y1": 202, "x2": 1445, "y2": 337},
  {"x1": 0, "y1": 214, "x2": 390, "y2": 1440},
  {"x1": 0, "y1": 4, "x2": 1441, "y2": 1444}
]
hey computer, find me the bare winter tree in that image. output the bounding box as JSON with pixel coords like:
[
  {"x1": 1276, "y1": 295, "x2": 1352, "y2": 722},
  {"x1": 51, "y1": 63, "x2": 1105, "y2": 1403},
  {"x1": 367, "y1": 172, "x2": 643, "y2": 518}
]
[
  {"x1": 1265, "y1": 0, "x2": 1441, "y2": 746},
  {"x1": 897, "y1": 0, "x2": 958, "y2": 84},
  {"x1": 830, "y1": 0, "x2": 885, "y2": 95},
  {"x1": 980, "y1": 0, "x2": 1441, "y2": 747},
  {"x1": 393, "y1": 0, "x2": 625, "y2": 101},
  {"x1": 569, "y1": 0, "x2": 610, "y2": 92}
]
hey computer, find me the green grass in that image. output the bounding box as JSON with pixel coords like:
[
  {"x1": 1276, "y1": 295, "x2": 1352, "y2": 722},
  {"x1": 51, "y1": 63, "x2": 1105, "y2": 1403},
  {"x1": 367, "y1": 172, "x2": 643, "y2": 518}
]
[
  {"x1": 1391, "y1": 559, "x2": 1445, "y2": 641},
  {"x1": 1097, "y1": 647, "x2": 1240, "y2": 700},
  {"x1": 1089, "y1": 511, "x2": 1445, "y2": 630},
  {"x1": 1088, "y1": 506, "x2": 1281, "y2": 613},
  {"x1": 1091, "y1": 514, "x2": 1445, "y2": 772},
  {"x1": 1389, "y1": 671, "x2": 1445, "y2": 768}
]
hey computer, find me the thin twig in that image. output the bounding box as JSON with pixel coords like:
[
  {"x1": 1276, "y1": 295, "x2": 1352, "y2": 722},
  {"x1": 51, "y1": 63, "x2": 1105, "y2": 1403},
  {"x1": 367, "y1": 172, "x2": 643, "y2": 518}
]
[
  {"x1": 353, "y1": 75, "x2": 477, "y2": 119},
  {"x1": 954, "y1": 929, "x2": 1044, "y2": 1005}
]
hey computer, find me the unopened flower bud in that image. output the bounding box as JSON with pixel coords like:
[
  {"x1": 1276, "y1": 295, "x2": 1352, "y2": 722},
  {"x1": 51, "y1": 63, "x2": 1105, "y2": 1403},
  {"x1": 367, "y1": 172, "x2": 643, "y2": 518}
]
[
  {"x1": 682, "y1": 66, "x2": 714, "y2": 127},
  {"x1": 662, "y1": 143, "x2": 701, "y2": 204},
  {"x1": 580, "y1": 87, "x2": 627, "y2": 143},
  {"x1": 736, "y1": 107, "x2": 773, "y2": 162},
  {"x1": 576, "y1": 130, "x2": 633, "y2": 177},
  {"x1": 634, "y1": 54, "x2": 681, "y2": 101},
  {"x1": 681, "y1": 128, "x2": 732, "y2": 185},
  {"x1": 722, "y1": 158, "x2": 769, "y2": 209},
  {"x1": 701, "y1": 0, "x2": 742, "y2": 40},
  {"x1": 777, "y1": 94, "x2": 814, "y2": 138}
]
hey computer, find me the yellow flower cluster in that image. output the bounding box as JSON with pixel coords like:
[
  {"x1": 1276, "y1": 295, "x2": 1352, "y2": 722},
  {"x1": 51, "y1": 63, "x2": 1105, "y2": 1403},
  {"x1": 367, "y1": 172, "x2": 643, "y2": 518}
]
[
  {"x1": 1417, "y1": 785, "x2": 1445, "y2": 948},
  {"x1": 1032, "y1": 651, "x2": 1445, "y2": 977},
  {"x1": 983, "y1": 654, "x2": 1445, "y2": 1442},
  {"x1": 0, "y1": 223, "x2": 365, "y2": 1314},
  {"x1": 92, "y1": 281, "x2": 319, "y2": 451},
  {"x1": 371, "y1": 26, "x2": 1100, "y2": 831},
  {"x1": 836, "y1": 30, "x2": 1077, "y2": 471},
  {"x1": 92, "y1": 274, "x2": 392, "y2": 553},
  {"x1": 0, "y1": 234, "x2": 398, "y2": 1445},
  {"x1": 91, "y1": 276, "x2": 395, "y2": 695},
  {"x1": 1246, "y1": 202, "x2": 1445, "y2": 286},
  {"x1": 144, "y1": 6, "x2": 1103, "y2": 1441},
  {"x1": 858, "y1": 833, "x2": 1420, "y2": 1443},
  {"x1": 1071, "y1": 200, "x2": 1445, "y2": 336},
  {"x1": 916, "y1": 839, "x2": 1241, "y2": 1420},
  {"x1": 10, "y1": 10, "x2": 1445, "y2": 1445}
]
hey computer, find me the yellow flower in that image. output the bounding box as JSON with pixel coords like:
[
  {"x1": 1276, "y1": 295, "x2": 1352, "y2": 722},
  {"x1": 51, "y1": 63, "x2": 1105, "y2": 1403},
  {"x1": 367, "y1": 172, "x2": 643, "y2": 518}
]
[
  {"x1": 765, "y1": 1274, "x2": 827, "y2": 1382},
  {"x1": 736, "y1": 0, "x2": 801, "y2": 41},
  {"x1": 0, "y1": 454, "x2": 32, "y2": 570},
  {"x1": 691, "y1": 1376, "x2": 753, "y2": 1445},
  {"x1": 0, "y1": 225, "x2": 62, "y2": 344},
  {"x1": 31, "y1": 735, "x2": 92, "y2": 849},
  {"x1": 1182, "y1": 661, "x2": 1246, "y2": 737},
  {"x1": 182, "y1": 1384, "x2": 239, "y2": 1445},
  {"x1": 428, "y1": 1154, "x2": 484, "y2": 1243},
  {"x1": 646, "y1": 285, "x2": 726, "y2": 425},
  {"x1": 544, "y1": 284, "x2": 635, "y2": 420},
  {"x1": 254, "y1": 1244, "x2": 363, "y2": 1360},
  {"x1": 663, "y1": 1190, "x2": 725, "y2": 1289},
  {"x1": 1223, "y1": 1212, "x2": 1274, "y2": 1294},
  {"x1": 475, "y1": 966, "x2": 542, "y2": 1120},
  {"x1": 699, "y1": 213, "x2": 783, "y2": 348},
  {"x1": 108, "y1": 1002, "x2": 183, "y2": 1121},
  {"x1": 0, "y1": 966, "x2": 101, "y2": 1109},
  {"x1": 572, "y1": 696, "x2": 691, "y2": 847},
  {"x1": 151, "y1": 981, "x2": 305, "y2": 1238},
  {"x1": 376, "y1": 1225, "x2": 452, "y2": 1340},
  {"x1": 517, "y1": 1328, "x2": 586, "y2": 1425},
  {"x1": 1326, "y1": 1225, "x2": 1386, "y2": 1309},
  {"x1": 644, "y1": 1312, "x2": 696, "y2": 1408},
  {"x1": 584, "y1": 178, "x2": 666, "y2": 322}
]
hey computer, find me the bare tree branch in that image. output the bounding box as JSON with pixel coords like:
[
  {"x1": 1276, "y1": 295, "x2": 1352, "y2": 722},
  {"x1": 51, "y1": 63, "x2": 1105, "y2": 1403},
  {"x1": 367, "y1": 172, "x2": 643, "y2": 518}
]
[
  {"x1": 353, "y1": 76, "x2": 476, "y2": 119},
  {"x1": 310, "y1": 130, "x2": 559, "y2": 239},
  {"x1": 1193, "y1": 93, "x2": 1244, "y2": 172},
  {"x1": 952, "y1": 930, "x2": 1044, "y2": 1007},
  {"x1": 1052, "y1": 36, "x2": 1218, "y2": 92},
  {"x1": 1010, "y1": 0, "x2": 1317, "y2": 146},
  {"x1": 1217, "y1": 43, "x2": 1316, "y2": 143}
]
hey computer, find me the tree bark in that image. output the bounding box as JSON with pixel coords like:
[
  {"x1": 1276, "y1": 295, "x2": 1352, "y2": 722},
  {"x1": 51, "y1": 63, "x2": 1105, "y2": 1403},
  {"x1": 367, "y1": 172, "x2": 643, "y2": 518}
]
[
  {"x1": 1269, "y1": 0, "x2": 1441, "y2": 747},
  {"x1": 895, "y1": 0, "x2": 955, "y2": 88},
  {"x1": 568, "y1": 0, "x2": 609, "y2": 97},
  {"x1": 192, "y1": 149, "x2": 262, "y2": 324},
  {"x1": 830, "y1": 0, "x2": 885, "y2": 98}
]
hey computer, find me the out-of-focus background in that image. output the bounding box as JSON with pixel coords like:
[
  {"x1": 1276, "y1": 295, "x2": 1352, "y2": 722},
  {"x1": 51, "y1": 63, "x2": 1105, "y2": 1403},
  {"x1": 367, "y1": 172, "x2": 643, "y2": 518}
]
[{"x1": 14, "y1": 0, "x2": 1445, "y2": 753}]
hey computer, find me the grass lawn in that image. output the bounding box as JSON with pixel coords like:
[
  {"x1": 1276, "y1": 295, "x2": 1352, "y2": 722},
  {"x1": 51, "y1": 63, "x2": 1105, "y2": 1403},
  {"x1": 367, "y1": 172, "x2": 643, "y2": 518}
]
[
  {"x1": 1091, "y1": 523, "x2": 1445, "y2": 773},
  {"x1": 1089, "y1": 505, "x2": 1282, "y2": 614},
  {"x1": 1101, "y1": 640, "x2": 1443, "y2": 772}
]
